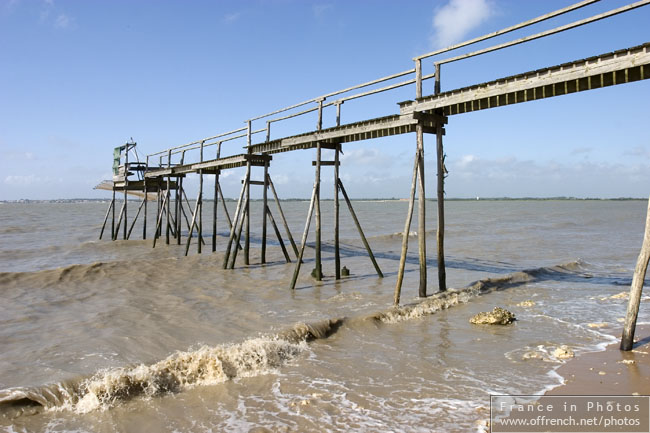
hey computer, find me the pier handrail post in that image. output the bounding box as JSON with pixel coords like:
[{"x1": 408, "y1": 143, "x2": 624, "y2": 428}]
[
  {"x1": 415, "y1": 58, "x2": 422, "y2": 99},
  {"x1": 621, "y1": 196, "x2": 650, "y2": 350},
  {"x1": 435, "y1": 62, "x2": 447, "y2": 292}
]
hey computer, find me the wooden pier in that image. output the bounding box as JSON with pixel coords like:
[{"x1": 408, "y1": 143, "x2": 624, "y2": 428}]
[{"x1": 98, "y1": 0, "x2": 650, "y2": 303}]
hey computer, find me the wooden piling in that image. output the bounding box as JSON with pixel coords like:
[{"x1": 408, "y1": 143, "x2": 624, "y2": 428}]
[
  {"x1": 229, "y1": 195, "x2": 248, "y2": 269},
  {"x1": 212, "y1": 143, "x2": 222, "y2": 253},
  {"x1": 267, "y1": 205, "x2": 291, "y2": 263},
  {"x1": 416, "y1": 124, "x2": 427, "y2": 297},
  {"x1": 222, "y1": 172, "x2": 248, "y2": 268},
  {"x1": 111, "y1": 189, "x2": 116, "y2": 240},
  {"x1": 123, "y1": 147, "x2": 128, "y2": 240},
  {"x1": 621, "y1": 196, "x2": 650, "y2": 351},
  {"x1": 184, "y1": 189, "x2": 201, "y2": 256},
  {"x1": 177, "y1": 151, "x2": 186, "y2": 245},
  {"x1": 99, "y1": 198, "x2": 114, "y2": 240},
  {"x1": 153, "y1": 191, "x2": 169, "y2": 248},
  {"x1": 314, "y1": 99, "x2": 323, "y2": 281},
  {"x1": 268, "y1": 175, "x2": 299, "y2": 258},
  {"x1": 394, "y1": 153, "x2": 420, "y2": 305},
  {"x1": 245, "y1": 121, "x2": 252, "y2": 266},
  {"x1": 334, "y1": 144, "x2": 341, "y2": 279},
  {"x1": 143, "y1": 157, "x2": 148, "y2": 240},
  {"x1": 416, "y1": 59, "x2": 427, "y2": 298},
  {"x1": 435, "y1": 63, "x2": 447, "y2": 292},
  {"x1": 338, "y1": 179, "x2": 383, "y2": 278},
  {"x1": 166, "y1": 150, "x2": 171, "y2": 245},
  {"x1": 262, "y1": 161, "x2": 269, "y2": 263},
  {"x1": 289, "y1": 184, "x2": 317, "y2": 290},
  {"x1": 127, "y1": 196, "x2": 146, "y2": 240},
  {"x1": 198, "y1": 141, "x2": 204, "y2": 254}
]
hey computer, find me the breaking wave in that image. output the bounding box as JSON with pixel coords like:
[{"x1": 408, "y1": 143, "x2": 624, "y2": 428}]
[{"x1": 0, "y1": 260, "x2": 590, "y2": 418}]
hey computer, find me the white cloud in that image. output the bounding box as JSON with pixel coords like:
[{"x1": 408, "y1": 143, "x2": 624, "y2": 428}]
[
  {"x1": 445, "y1": 154, "x2": 650, "y2": 198},
  {"x1": 223, "y1": 12, "x2": 241, "y2": 23},
  {"x1": 54, "y1": 13, "x2": 70, "y2": 28},
  {"x1": 431, "y1": 0, "x2": 493, "y2": 48},
  {"x1": 340, "y1": 148, "x2": 392, "y2": 167},
  {"x1": 4, "y1": 174, "x2": 62, "y2": 186},
  {"x1": 313, "y1": 4, "x2": 332, "y2": 17}
]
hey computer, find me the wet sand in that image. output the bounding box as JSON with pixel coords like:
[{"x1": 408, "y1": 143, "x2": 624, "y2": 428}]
[{"x1": 548, "y1": 325, "x2": 650, "y2": 395}]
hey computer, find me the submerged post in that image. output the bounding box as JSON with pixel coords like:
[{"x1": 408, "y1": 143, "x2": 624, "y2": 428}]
[
  {"x1": 621, "y1": 196, "x2": 650, "y2": 351},
  {"x1": 435, "y1": 63, "x2": 447, "y2": 292}
]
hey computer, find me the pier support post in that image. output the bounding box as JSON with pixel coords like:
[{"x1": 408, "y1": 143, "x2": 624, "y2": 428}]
[
  {"x1": 111, "y1": 189, "x2": 116, "y2": 240},
  {"x1": 338, "y1": 179, "x2": 383, "y2": 278},
  {"x1": 245, "y1": 121, "x2": 252, "y2": 265},
  {"x1": 99, "y1": 197, "x2": 114, "y2": 240},
  {"x1": 394, "y1": 154, "x2": 420, "y2": 305},
  {"x1": 334, "y1": 143, "x2": 341, "y2": 280},
  {"x1": 314, "y1": 99, "x2": 324, "y2": 280},
  {"x1": 123, "y1": 147, "x2": 128, "y2": 241},
  {"x1": 198, "y1": 141, "x2": 205, "y2": 255},
  {"x1": 435, "y1": 63, "x2": 447, "y2": 292},
  {"x1": 166, "y1": 151, "x2": 171, "y2": 245},
  {"x1": 223, "y1": 166, "x2": 249, "y2": 268},
  {"x1": 262, "y1": 160, "x2": 269, "y2": 263},
  {"x1": 416, "y1": 123, "x2": 427, "y2": 298},
  {"x1": 289, "y1": 184, "x2": 317, "y2": 290},
  {"x1": 267, "y1": 205, "x2": 291, "y2": 263},
  {"x1": 143, "y1": 157, "x2": 148, "y2": 240},
  {"x1": 269, "y1": 175, "x2": 299, "y2": 259},
  {"x1": 213, "y1": 141, "x2": 222, "y2": 253},
  {"x1": 621, "y1": 196, "x2": 650, "y2": 351}
]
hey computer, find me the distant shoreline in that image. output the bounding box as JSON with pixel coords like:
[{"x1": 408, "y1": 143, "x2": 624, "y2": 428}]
[{"x1": 1, "y1": 197, "x2": 646, "y2": 204}]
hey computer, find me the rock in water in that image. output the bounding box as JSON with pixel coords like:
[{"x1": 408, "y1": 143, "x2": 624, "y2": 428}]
[
  {"x1": 552, "y1": 345, "x2": 574, "y2": 359},
  {"x1": 469, "y1": 307, "x2": 516, "y2": 325}
]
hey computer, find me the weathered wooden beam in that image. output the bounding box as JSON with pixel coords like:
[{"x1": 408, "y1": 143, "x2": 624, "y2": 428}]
[
  {"x1": 268, "y1": 175, "x2": 299, "y2": 259},
  {"x1": 621, "y1": 196, "x2": 650, "y2": 351},
  {"x1": 267, "y1": 205, "x2": 291, "y2": 263},
  {"x1": 289, "y1": 183, "x2": 317, "y2": 290},
  {"x1": 311, "y1": 161, "x2": 340, "y2": 166},
  {"x1": 223, "y1": 166, "x2": 248, "y2": 268},
  {"x1": 402, "y1": 43, "x2": 650, "y2": 115},
  {"x1": 262, "y1": 161, "x2": 269, "y2": 264},
  {"x1": 334, "y1": 144, "x2": 341, "y2": 280},
  {"x1": 394, "y1": 152, "x2": 420, "y2": 305},
  {"x1": 99, "y1": 198, "x2": 114, "y2": 240},
  {"x1": 338, "y1": 179, "x2": 383, "y2": 278}
]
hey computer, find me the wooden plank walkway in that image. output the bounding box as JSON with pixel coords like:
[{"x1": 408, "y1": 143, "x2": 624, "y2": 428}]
[
  {"x1": 400, "y1": 42, "x2": 650, "y2": 116},
  {"x1": 145, "y1": 42, "x2": 649, "y2": 179}
]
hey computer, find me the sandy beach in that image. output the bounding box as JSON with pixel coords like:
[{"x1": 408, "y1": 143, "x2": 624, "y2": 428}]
[{"x1": 548, "y1": 324, "x2": 650, "y2": 395}]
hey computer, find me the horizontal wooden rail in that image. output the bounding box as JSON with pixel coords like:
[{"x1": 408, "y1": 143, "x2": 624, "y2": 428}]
[
  {"x1": 414, "y1": 0, "x2": 600, "y2": 61},
  {"x1": 437, "y1": 0, "x2": 650, "y2": 66}
]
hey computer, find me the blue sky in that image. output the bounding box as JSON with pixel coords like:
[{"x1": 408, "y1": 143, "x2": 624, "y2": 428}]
[{"x1": 1, "y1": 0, "x2": 649, "y2": 200}]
